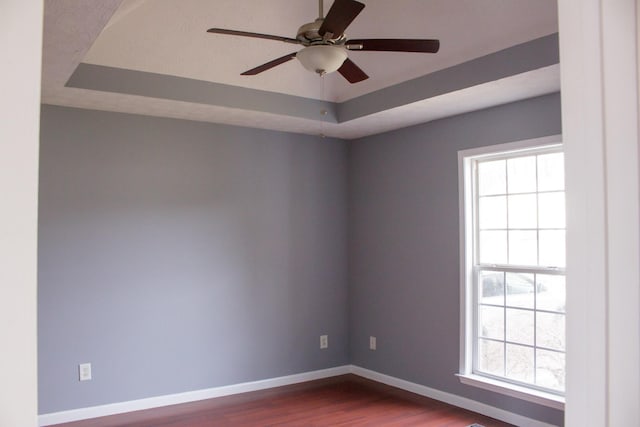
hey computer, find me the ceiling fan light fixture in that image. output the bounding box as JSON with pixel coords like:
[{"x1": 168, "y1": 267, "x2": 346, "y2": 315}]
[
  {"x1": 296, "y1": 45, "x2": 348, "y2": 75},
  {"x1": 207, "y1": 0, "x2": 439, "y2": 84}
]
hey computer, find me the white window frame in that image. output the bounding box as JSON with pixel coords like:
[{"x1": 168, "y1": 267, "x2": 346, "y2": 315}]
[{"x1": 457, "y1": 134, "x2": 565, "y2": 410}]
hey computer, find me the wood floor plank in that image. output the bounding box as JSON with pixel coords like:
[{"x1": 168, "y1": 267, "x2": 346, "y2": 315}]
[{"x1": 51, "y1": 375, "x2": 513, "y2": 427}]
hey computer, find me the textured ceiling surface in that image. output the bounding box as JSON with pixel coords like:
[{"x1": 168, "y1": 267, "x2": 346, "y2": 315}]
[
  {"x1": 41, "y1": 0, "x2": 560, "y2": 139},
  {"x1": 84, "y1": 0, "x2": 558, "y2": 102}
]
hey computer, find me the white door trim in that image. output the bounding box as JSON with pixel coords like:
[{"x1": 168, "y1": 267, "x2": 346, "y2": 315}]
[{"x1": 558, "y1": 0, "x2": 640, "y2": 425}]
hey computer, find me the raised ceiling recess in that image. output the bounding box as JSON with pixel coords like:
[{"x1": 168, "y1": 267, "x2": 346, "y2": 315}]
[{"x1": 42, "y1": 0, "x2": 559, "y2": 139}]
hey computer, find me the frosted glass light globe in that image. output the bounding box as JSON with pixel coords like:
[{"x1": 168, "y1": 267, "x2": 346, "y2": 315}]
[{"x1": 296, "y1": 45, "x2": 348, "y2": 75}]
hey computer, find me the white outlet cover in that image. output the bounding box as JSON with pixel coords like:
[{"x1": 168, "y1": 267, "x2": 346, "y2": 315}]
[
  {"x1": 369, "y1": 336, "x2": 377, "y2": 350},
  {"x1": 79, "y1": 363, "x2": 92, "y2": 381},
  {"x1": 320, "y1": 335, "x2": 328, "y2": 349}
]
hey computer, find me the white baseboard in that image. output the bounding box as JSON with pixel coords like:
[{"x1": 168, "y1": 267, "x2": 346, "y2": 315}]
[
  {"x1": 349, "y1": 365, "x2": 558, "y2": 427},
  {"x1": 39, "y1": 365, "x2": 558, "y2": 427},
  {"x1": 38, "y1": 366, "x2": 350, "y2": 426}
]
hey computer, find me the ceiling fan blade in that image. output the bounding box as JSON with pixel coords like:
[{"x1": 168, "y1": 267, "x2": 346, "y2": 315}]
[
  {"x1": 319, "y1": 0, "x2": 365, "y2": 37},
  {"x1": 207, "y1": 28, "x2": 300, "y2": 45},
  {"x1": 241, "y1": 52, "x2": 299, "y2": 76},
  {"x1": 346, "y1": 39, "x2": 440, "y2": 53},
  {"x1": 338, "y1": 58, "x2": 369, "y2": 83}
]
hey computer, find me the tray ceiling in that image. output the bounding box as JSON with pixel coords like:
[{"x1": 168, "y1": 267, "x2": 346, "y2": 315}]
[{"x1": 42, "y1": 0, "x2": 560, "y2": 139}]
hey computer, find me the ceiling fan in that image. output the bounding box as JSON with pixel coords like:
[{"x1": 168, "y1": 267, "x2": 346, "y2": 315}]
[{"x1": 207, "y1": 0, "x2": 440, "y2": 84}]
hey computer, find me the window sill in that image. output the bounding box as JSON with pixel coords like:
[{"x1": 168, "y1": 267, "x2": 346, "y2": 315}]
[{"x1": 456, "y1": 373, "x2": 565, "y2": 410}]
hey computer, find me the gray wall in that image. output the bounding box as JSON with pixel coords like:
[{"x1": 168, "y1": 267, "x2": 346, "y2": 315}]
[
  {"x1": 38, "y1": 106, "x2": 349, "y2": 413},
  {"x1": 348, "y1": 93, "x2": 564, "y2": 426},
  {"x1": 39, "y1": 94, "x2": 564, "y2": 424}
]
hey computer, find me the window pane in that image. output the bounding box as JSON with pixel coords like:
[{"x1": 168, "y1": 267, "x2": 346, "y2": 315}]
[
  {"x1": 507, "y1": 156, "x2": 536, "y2": 194},
  {"x1": 506, "y1": 343, "x2": 534, "y2": 383},
  {"x1": 538, "y1": 152, "x2": 564, "y2": 191},
  {"x1": 469, "y1": 147, "x2": 565, "y2": 394},
  {"x1": 539, "y1": 230, "x2": 565, "y2": 267},
  {"x1": 478, "y1": 339, "x2": 504, "y2": 376},
  {"x1": 478, "y1": 160, "x2": 506, "y2": 196},
  {"x1": 508, "y1": 230, "x2": 537, "y2": 266},
  {"x1": 536, "y1": 274, "x2": 566, "y2": 313},
  {"x1": 479, "y1": 231, "x2": 507, "y2": 264},
  {"x1": 537, "y1": 312, "x2": 566, "y2": 351},
  {"x1": 506, "y1": 273, "x2": 534, "y2": 309},
  {"x1": 479, "y1": 305, "x2": 504, "y2": 340},
  {"x1": 480, "y1": 271, "x2": 504, "y2": 305},
  {"x1": 538, "y1": 192, "x2": 565, "y2": 228},
  {"x1": 506, "y1": 308, "x2": 534, "y2": 345},
  {"x1": 536, "y1": 349, "x2": 565, "y2": 391},
  {"x1": 479, "y1": 196, "x2": 507, "y2": 229},
  {"x1": 508, "y1": 194, "x2": 537, "y2": 229}
]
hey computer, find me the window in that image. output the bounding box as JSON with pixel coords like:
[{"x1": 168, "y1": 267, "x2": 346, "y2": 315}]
[{"x1": 458, "y1": 136, "x2": 565, "y2": 409}]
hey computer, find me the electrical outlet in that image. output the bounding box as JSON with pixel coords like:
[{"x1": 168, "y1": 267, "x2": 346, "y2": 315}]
[
  {"x1": 320, "y1": 335, "x2": 328, "y2": 349},
  {"x1": 369, "y1": 336, "x2": 377, "y2": 350},
  {"x1": 79, "y1": 363, "x2": 92, "y2": 381}
]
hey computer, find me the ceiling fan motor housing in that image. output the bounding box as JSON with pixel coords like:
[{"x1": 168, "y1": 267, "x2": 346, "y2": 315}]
[{"x1": 296, "y1": 19, "x2": 346, "y2": 45}]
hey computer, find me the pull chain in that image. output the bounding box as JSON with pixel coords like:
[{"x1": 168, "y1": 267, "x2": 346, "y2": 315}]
[{"x1": 320, "y1": 74, "x2": 327, "y2": 138}]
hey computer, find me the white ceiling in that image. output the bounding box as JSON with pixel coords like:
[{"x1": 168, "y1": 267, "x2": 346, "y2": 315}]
[{"x1": 41, "y1": 0, "x2": 560, "y2": 139}]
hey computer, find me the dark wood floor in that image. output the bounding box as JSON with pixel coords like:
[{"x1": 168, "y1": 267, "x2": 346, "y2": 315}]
[{"x1": 53, "y1": 375, "x2": 513, "y2": 427}]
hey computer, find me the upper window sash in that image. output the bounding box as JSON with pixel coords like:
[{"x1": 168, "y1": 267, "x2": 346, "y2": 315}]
[{"x1": 469, "y1": 145, "x2": 565, "y2": 270}]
